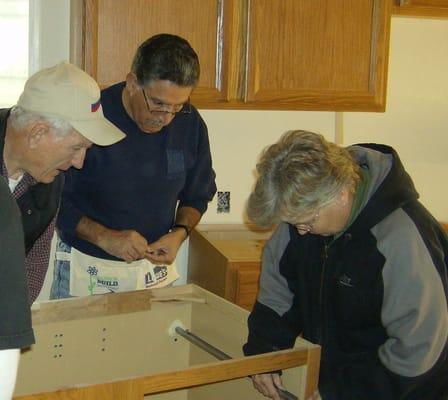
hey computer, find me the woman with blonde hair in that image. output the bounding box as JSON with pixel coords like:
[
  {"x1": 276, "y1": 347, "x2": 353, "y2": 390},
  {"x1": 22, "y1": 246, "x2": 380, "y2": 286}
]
[{"x1": 244, "y1": 130, "x2": 448, "y2": 400}]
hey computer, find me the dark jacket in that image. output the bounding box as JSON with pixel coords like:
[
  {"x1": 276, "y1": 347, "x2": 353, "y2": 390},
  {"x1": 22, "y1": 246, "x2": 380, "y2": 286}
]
[
  {"x1": 0, "y1": 109, "x2": 63, "y2": 253},
  {"x1": 0, "y1": 175, "x2": 35, "y2": 349},
  {"x1": 244, "y1": 144, "x2": 448, "y2": 400}
]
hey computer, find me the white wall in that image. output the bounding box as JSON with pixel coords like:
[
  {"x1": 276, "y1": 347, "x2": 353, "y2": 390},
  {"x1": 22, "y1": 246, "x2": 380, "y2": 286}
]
[
  {"x1": 200, "y1": 110, "x2": 336, "y2": 223},
  {"x1": 343, "y1": 17, "x2": 448, "y2": 222},
  {"x1": 36, "y1": 14, "x2": 448, "y2": 300}
]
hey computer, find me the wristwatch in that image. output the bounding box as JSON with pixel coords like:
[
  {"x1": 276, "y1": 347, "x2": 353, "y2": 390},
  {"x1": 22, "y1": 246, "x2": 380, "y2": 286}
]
[{"x1": 171, "y1": 223, "x2": 190, "y2": 237}]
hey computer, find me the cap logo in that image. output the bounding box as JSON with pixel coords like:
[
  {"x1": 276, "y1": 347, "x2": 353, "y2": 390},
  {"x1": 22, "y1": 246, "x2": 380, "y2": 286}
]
[{"x1": 91, "y1": 99, "x2": 101, "y2": 112}]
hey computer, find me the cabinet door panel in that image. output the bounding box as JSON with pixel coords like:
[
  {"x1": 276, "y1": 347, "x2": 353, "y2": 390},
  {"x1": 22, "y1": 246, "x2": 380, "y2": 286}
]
[
  {"x1": 246, "y1": 0, "x2": 391, "y2": 111},
  {"x1": 85, "y1": 0, "x2": 235, "y2": 103}
]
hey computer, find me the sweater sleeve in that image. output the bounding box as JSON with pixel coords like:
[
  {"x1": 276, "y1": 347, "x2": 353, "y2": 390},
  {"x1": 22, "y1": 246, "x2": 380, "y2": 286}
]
[
  {"x1": 56, "y1": 168, "x2": 85, "y2": 236},
  {"x1": 177, "y1": 115, "x2": 216, "y2": 214}
]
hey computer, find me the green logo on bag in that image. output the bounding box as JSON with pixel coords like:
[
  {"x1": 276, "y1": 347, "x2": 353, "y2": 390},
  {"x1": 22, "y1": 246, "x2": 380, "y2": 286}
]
[{"x1": 86, "y1": 266, "x2": 98, "y2": 295}]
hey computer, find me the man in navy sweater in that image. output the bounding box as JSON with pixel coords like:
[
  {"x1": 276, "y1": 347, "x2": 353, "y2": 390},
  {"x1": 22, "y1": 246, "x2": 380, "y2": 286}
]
[{"x1": 52, "y1": 34, "x2": 216, "y2": 297}]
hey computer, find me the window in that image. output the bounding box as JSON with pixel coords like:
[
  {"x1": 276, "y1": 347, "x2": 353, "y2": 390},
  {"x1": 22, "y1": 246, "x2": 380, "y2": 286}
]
[{"x1": 0, "y1": 0, "x2": 28, "y2": 107}]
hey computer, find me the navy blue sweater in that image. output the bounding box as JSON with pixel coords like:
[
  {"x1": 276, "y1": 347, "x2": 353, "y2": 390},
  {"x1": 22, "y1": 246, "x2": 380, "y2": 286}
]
[{"x1": 57, "y1": 82, "x2": 216, "y2": 260}]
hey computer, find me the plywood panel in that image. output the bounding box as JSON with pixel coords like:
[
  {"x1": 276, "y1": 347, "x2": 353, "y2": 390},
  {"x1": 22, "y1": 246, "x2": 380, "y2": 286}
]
[
  {"x1": 14, "y1": 286, "x2": 319, "y2": 399},
  {"x1": 188, "y1": 297, "x2": 303, "y2": 399},
  {"x1": 16, "y1": 304, "x2": 191, "y2": 396},
  {"x1": 187, "y1": 229, "x2": 229, "y2": 298}
]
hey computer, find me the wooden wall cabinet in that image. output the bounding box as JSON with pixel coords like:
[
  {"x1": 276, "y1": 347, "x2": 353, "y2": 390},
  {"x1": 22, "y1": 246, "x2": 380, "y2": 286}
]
[
  {"x1": 187, "y1": 225, "x2": 273, "y2": 311},
  {"x1": 77, "y1": 0, "x2": 392, "y2": 111},
  {"x1": 393, "y1": 0, "x2": 448, "y2": 17}
]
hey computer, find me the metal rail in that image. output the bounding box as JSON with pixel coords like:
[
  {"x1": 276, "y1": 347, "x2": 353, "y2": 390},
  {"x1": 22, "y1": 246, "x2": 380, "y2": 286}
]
[{"x1": 175, "y1": 326, "x2": 299, "y2": 400}]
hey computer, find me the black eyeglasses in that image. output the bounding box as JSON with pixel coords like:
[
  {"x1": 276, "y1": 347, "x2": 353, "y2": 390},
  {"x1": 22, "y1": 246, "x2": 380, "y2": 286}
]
[{"x1": 141, "y1": 87, "x2": 191, "y2": 116}]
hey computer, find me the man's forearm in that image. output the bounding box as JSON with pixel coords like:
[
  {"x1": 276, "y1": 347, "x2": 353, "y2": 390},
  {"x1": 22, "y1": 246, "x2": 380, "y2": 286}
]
[
  {"x1": 75, "y1": 215, "x2": 110, "y2": 247},
  {"x1": 75, "y1": 216, "x2": 149, "y2": 262},
  {"x1": 173, "y1": 206, "x2": 202, "y2": 237}
]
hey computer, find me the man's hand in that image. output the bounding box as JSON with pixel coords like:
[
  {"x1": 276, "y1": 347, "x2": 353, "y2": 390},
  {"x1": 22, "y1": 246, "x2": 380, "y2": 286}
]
[
  {"x1": 97, "y1": 229, "x2": 148, "y2": 263},
  {"x1": 76, "y1": 216, "x2": 148, "y2": 262},
  {"x1": 145, "y1": 228, "x2": 185, "y2": 264}
]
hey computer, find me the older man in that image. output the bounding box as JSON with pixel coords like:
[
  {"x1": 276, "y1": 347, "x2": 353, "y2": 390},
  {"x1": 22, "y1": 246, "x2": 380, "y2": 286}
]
[{"x1": 1, "y1": 62, "x2": 125, "y2": 303}]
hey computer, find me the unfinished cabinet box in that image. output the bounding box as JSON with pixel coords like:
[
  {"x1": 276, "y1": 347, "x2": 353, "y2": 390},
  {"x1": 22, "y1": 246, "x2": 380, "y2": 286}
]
[
  {"x1": 188, "y1": 224, "x2": 274, "y2": 311},
  {"x1": 14, "y1": 285, "x2": 320, "y2": 400}
]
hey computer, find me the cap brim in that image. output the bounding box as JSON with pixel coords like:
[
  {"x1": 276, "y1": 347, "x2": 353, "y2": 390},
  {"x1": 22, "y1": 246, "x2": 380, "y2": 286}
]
[{"x1": 70, "y1": 118, "x2": 126, "y2": 146}]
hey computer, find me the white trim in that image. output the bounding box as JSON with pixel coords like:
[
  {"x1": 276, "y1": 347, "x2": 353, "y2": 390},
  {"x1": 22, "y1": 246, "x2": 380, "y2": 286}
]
[
  {"x1": 28, "y1": 0, "x2": 71, "y2": 75},
  {"x1": 28, "y1": 0, "x2": 41, "y2": 75}
]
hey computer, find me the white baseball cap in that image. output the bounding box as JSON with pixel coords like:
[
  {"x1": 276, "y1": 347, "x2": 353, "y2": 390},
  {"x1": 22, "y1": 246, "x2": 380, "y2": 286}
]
[{"x1": 17, "y1": 61, "x2": 125, "y2": 145}]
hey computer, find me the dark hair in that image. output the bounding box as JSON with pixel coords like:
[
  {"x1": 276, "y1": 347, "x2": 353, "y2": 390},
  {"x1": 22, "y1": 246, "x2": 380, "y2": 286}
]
[{"x1": 131, "y1": 33, "x2": 200, "y2": 87}]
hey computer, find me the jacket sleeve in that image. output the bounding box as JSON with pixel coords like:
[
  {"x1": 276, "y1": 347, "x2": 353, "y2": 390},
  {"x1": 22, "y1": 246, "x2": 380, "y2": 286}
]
[
  {"x1": 0, "y1": 178, "x2": 34, "y2": 349},
  {"x1": 338, "y1": 214, "x2": 448, "y2": 400},
  {"x1": 243, "y1": 223, "x2": 302, "y2": 356},
  {"x1": 56, "y1": 168, "x2": 85, "y2": 236}
]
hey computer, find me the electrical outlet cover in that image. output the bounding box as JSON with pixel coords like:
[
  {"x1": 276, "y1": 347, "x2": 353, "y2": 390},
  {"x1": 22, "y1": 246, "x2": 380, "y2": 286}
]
[{"x1": 217, "y1": 191, "x2": 230, "y2": 213}]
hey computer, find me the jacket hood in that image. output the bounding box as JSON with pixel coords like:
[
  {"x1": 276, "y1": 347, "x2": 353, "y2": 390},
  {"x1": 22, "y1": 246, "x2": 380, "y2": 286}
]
[{"x1": 347, "y1": 143, "x2": 419, "y2": 235}]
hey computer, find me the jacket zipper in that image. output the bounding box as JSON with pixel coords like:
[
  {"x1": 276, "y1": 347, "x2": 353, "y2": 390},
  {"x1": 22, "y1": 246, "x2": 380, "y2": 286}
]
[{"x1": 317, "y1": 241, "x2": 329, "y2": 346}]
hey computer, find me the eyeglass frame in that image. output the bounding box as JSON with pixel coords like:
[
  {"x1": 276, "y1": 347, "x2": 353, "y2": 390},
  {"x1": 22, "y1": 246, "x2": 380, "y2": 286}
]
[
  {"x1": 141, "y1": 87, "x2": 191, "y2": 116},
  {"x1": 294, "y1": 210, "x2": 320, "y2": 233}
]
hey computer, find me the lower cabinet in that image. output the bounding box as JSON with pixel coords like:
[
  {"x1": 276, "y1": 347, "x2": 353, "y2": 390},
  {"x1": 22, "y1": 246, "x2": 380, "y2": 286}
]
[{"x1": 187, "y1": 224, "x2": 274, "y2": 311}]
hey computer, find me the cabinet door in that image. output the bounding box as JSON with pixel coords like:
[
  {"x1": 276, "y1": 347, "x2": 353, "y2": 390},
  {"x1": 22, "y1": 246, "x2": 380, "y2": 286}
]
[
  {"x1": 245, "y1": 0, "x2": 392, "y2": 111},
  {"x1": 393, "y1": 0, "x2": 448, "y2": 16},
  {"x1": 84, "y1": 0, "x2": 236, "y2": 104},
  {"x1": 232, "y1": 263, "x2": 261, "y2": 311}
]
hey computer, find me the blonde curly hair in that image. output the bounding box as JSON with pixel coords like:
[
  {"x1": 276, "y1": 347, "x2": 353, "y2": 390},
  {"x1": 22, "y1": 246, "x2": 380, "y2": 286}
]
[{"x1": 247, "y1": 130, "x2": 361, "y2": 227}]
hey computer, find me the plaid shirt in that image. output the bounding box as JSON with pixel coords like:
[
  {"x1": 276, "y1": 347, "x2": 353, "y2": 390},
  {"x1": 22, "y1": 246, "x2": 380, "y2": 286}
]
[{"x1": 2, "y1": 163, "x2": 56, "y2": 303}]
